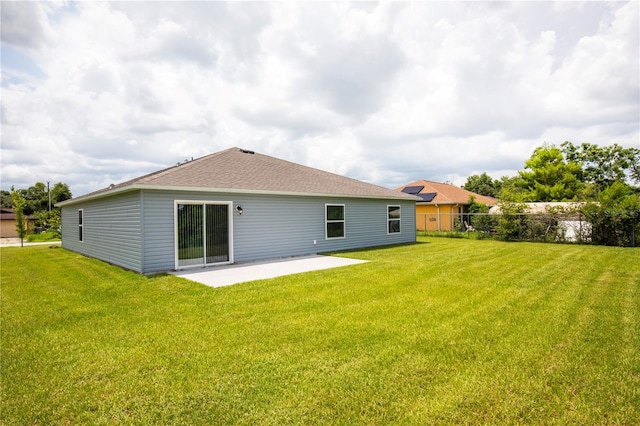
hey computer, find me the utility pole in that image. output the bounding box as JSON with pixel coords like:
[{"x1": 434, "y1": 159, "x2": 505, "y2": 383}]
[{"x1": 47, "y1": 181, "x2": 51, "y2": 211}]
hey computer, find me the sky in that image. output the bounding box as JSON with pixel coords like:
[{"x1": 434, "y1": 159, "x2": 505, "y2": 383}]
[{"x1": 1, "y1": 1, "x2": 639, "y2": 198}]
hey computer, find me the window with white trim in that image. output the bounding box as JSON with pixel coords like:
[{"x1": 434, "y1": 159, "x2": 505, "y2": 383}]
[
  {"x1": 78, "y1": 209, "x2": 84, "y2": 242},
  {"x1": 388, "y1": 205, "x2": 400, "y2": 234},
  {"x1": 326, "y1": 204, "x2": 345, "y2": 239}
]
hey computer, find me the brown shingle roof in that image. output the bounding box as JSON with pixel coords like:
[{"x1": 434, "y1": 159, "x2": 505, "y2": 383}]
[
  {"x1": 0, "y1": 208, "x2": 36, "y2": 220},
  {"x1": 397, "y1": 180, "x2": 498, "y2": 205},
  {"x1": 60, "y1": 147, "x2": 418, "y2": 205}
]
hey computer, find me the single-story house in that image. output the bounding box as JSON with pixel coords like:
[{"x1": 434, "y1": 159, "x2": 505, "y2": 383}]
[
  {"x1": 57, "y1": 147, "x2": 419, "y2": 274},
  {"x1": 396, "y1": 180, "x2": 498, "y2": 232},
  {"x1": 0, "y1": 208, "x2": 36, "y2": 238}
]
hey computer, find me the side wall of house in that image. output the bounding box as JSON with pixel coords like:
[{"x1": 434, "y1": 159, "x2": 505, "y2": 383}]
[
  {"x1": 1, "y1": 220, "x2": 18, "y2": 238},
  {"x1": 141, "y1": 190, "x2": 416, "y2": 274},
  {"x1": 416, "y1": 204, "x2": 466, "y2": 231},
  {"x1": 61, "y1": 191, "x2": 143, "y2": 273},
  {"x1": 1, "y1": 218, "x2": 37, "y2": 238}
]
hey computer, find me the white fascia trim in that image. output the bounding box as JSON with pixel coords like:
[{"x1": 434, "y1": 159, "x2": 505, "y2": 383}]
[
  {"x1": 55, "y1": 186, "x2": 138, "y2": 207},
  {"x1": 57, "y1": 184, "x2": 419, "y2": 206}
]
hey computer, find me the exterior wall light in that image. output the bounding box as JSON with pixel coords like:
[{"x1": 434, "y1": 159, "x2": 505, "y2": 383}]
[{"x1": 236, "y1": 205, "x2": 243, "y2": 215}]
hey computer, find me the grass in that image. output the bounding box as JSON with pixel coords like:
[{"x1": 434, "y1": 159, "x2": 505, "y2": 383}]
[
  {"x1": 419, "y1": 230, "x2": 482, "y2": 239},
  {"x1": 25, "y1": 231, "x2": 60, "y2": 243},
  {"x1": 1, "y1": 238, "x2": 639, "y2": 424}
]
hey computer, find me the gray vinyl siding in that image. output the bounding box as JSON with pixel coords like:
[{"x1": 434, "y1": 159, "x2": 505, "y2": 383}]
[
  {"x1": 61, "y1": 191, "x2": 143, "y2": 273},
  {"x1": 140, "y1": 190, "x2": 176, "y2": 273},
  {"x1": 140, "y1": 190, "x2": 415, "y2": 274}
]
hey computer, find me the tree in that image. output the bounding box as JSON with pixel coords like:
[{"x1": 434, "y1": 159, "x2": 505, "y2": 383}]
[
  {"x1": 463, "y1": 173, "x2": 501, "y2": 197},
  {"x1": 51, "y1": 182, "x2": 72, "y2": 205},
  {"x1": 0, "y1": 190, "x2": 12, "y2": 209},
  {"x1": 466, "y1": 195, "x2": 495, "y2": 233},
  {"x1": 497, "y1": 175, "x2": 527, "y2": 202},
  {"x1": 495, "y1": 201, "x2": 528, "y2": 241},
  {"x1": 4, "y1": 182, "x2": 73, "y2": 215},
  {"x1": 22, "y1": 182, "x2": 48, "y2": 214},
  {"x1": 561, "y1": 141, "x2": 640, "y2": 191},
  {"x1": 10, "y1": 187, "x2": 28, "y2": 247},
  {"x1": 582, "y1": 181, "x2": 640, "y2": 246},
  {"x1": 517, "y1": 144, "x2": 584, "y2": 202},
  {"x1": 35, "y1": 210, "x2": 61, "y2": 237}
]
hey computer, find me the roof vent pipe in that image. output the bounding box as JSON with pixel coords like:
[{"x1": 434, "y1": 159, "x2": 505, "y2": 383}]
[{"x1": 240, "y1": 149, "x2": 255, "y2": 154}]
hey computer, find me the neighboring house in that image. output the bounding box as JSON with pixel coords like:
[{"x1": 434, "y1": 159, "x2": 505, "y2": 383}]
[
  {"x1": 397, "y1": 180, "x2": 498, "y2": 232},
  {"x1": 57, "y1": 147, "x2": 419, "y2": 274},
  {"x1": 489, "y1": 202, "x2": 590, "y2": 242},
  {"x1": 0, "y1": 208, "x2": 36, "y2": 238}
]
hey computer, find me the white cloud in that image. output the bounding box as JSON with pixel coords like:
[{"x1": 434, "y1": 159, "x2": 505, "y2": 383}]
[{"x1": 1, "y1": 1, "x2": 638, "y2": 197}]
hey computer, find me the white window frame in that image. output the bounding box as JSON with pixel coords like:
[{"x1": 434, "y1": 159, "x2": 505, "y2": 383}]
[
  {"x1": 78, "y1": 209, "x2": 84, "y2": 242},
  {"x1": 325, "y1": 204, "x2": 346, "y2": 240},
  {"x1": 387, "y1": 205, "x2": 401, "y2": 234}
]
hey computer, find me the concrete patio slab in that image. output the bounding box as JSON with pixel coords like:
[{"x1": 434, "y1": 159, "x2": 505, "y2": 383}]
[{"x1": 170, "y1": 255, "x2": 368, "y2": 288}]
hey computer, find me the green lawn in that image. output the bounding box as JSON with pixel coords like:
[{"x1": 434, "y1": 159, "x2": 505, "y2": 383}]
[{"x1": 1, "y1": 238, "x2": 639, "y2": 424}]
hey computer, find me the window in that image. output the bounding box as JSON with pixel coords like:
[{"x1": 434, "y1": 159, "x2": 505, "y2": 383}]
[
  {"x1": 326, "y1": 204, "x2": 345, "y2": 239},
  {"x1": 388, "y1": 205, "x2": 400, "y2": 234},
  {"x1": 78, "y1": 209, "x2": 84, "y2": 242}
]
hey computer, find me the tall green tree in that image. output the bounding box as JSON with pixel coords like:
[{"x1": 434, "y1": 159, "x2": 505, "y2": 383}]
[
  {"x1": 517, "y1": 144, "x2": 584, "y2": 202},
  {"x1": 4, "y1": 182, "x2": 73, "y2": 215},
  {"x1": 497, "y1": 176, "x2": 527, "y2": 202},
  {"x1": 10, "y1": 187, "x2": 28, "y2": 247},
  {"x1": 0, "y1": 190, "x2": 12, "y2": 209},
  {"x1": 23, "y1": 182, "x2": 48, "y2": 214},
  {"x1": 50, "y1": 182, "x2": 72, "y2": 205},
  {"x1": 561, "y1": 141, "x2": 640, "y2": 190},
  {"x1": 463, "y1": 173, "x2": 501, "y2": 197}
]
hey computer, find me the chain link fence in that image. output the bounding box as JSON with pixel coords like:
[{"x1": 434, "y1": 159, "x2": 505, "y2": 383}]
[{"x1": 417, "y1": 212, "x2": 638, "y2": 247}]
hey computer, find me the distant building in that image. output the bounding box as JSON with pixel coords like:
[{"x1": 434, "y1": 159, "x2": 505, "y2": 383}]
[
  {"x1": 397, "y1": 180, "x2": 497, "y2": 232},
  {"x1": 0, "y1": 208, "x2": 36, "y2": 238}
]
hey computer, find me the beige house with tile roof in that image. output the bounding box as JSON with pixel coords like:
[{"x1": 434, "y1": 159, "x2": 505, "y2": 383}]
[
  {"x1": 397, "y1": 180, "x2": 498, "y2": 232},
  {"x1": 58, "y1": 147, "x2": 418, "y2": 274}
]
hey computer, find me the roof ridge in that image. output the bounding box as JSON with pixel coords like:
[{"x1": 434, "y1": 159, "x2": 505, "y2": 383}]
[{"x1": 59, "y1": 147, "x2": 418, "y2": 205}]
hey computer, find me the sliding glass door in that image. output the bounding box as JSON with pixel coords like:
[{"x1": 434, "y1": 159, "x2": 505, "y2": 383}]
[
  {"x1": 176, "y1": 202, "x2": 231, "y2": 268},
  {"x1": 205, "y1": 204, "x2": 229, "y2": 264}
]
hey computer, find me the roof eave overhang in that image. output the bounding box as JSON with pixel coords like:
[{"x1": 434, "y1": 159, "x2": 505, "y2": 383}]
[{"x1": 56, "y1": 184, "x2": 419, "y2": 207}]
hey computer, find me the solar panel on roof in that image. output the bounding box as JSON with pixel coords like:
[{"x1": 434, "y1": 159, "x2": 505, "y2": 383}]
[
  {"x1": 402, "y1": 185, "x2": 424, "y2": 194},
  {"x1": 418, "y1": 192, "x2": 437, "y2": 202}
]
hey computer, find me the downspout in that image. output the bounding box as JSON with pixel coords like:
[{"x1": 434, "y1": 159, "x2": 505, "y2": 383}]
[{"x1": 436, "y1": 204, "x2": 440, "y2": 231}]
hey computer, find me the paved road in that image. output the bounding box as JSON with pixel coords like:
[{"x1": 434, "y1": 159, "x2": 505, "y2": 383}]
[{"x1": 0, "y1": 238, "x2": 61, "y2": 247}]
